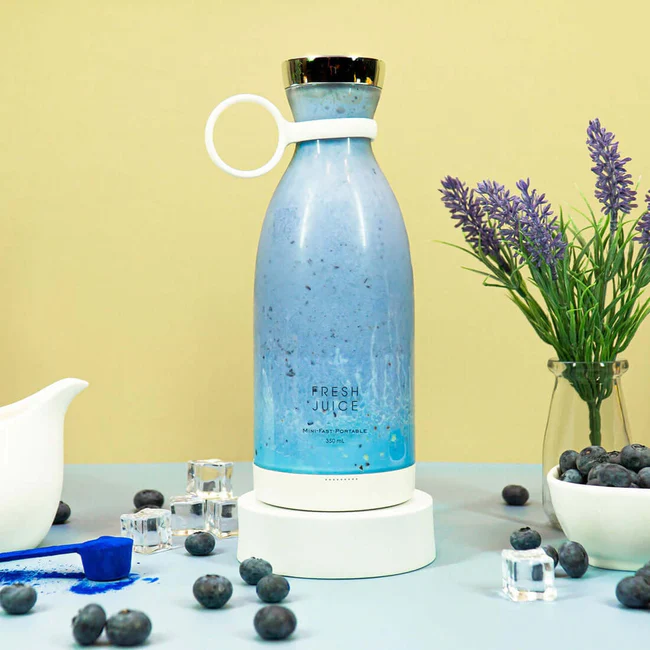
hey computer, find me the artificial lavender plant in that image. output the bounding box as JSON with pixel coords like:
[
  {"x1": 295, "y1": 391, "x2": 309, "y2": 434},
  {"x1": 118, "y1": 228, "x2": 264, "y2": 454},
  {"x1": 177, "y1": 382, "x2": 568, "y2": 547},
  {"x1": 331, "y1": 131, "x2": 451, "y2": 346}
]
[{"x1": 441, "y1": 119, "x2": 650, "y2": 445}]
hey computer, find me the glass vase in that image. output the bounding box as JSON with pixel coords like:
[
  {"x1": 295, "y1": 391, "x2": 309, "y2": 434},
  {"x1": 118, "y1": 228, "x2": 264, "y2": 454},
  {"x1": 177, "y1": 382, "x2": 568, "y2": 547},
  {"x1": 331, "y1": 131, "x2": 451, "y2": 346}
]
[{"x1": 542, "y1": 360, "x2": 631, "y2": 527}]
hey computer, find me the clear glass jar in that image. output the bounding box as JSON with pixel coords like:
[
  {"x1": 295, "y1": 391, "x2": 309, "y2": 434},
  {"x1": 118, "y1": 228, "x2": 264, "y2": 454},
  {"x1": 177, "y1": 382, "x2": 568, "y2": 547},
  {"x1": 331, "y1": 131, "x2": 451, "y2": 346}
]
[{"x1": 542, "y1": 360, "x2": 631, "y2": 527}]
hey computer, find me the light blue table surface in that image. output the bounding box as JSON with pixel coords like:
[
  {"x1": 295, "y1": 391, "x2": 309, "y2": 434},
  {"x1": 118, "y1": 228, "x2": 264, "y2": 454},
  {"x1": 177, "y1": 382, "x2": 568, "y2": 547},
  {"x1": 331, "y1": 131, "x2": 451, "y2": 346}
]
[{"x1": 1, "y1": 462, "x2": 646, "y2": 649}]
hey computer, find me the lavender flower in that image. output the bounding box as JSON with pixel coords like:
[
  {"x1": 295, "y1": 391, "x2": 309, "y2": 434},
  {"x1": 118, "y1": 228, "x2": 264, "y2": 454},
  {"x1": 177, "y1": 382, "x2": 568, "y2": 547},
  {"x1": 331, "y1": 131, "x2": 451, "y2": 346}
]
[
  {"x1": 476, "y1": 179, "x2": 565, "y2": 277},
  {"x1": 516, "y1": 178, "x2": 567, "y2": 275},
  {"x1": 586, "y1": 118, "x2": 637, "y2": 233},
  {"x1": 440, "y1": 176, "x2": 510, "y2": 272},
  {"x1": 475, "y1": 180, "x2": 521, "y2": 244},
  {"x1": 634, "y1": 190, "x2": 650, "y2": 254}
]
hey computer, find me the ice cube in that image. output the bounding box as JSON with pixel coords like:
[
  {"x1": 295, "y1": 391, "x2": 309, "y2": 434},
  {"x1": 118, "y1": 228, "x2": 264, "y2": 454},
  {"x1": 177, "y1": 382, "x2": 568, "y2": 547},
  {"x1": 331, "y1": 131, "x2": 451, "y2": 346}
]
[
  {"x1": 170, "y1": 495, "x2": 207, "y2": 536},
  {"x1": 501, "y1": 548, "x2": 557, "y2": 602},
  {"x1": 186, "y1": 459, "x2": 234, "y2": 499},
  {"x1": 120, "y1": 508, "x2": 172, "y2": 554},
  {"x1": 206, "y1": 497, "x2": 238, "y2": 539}
]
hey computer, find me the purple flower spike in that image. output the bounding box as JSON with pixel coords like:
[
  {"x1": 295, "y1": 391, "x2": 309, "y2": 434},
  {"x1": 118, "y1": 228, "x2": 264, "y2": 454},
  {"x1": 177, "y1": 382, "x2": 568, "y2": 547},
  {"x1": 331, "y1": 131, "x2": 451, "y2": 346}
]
[
  {"x1": 475, "y1": 180, "x2": 521, "y2": 244},
  {"x1": 516, "y1": 178, "x2": 567, "y2": 275},
  {"x1": 440, "y1": 176, "x2": 510, "y2": 272},
  {"x1": 634, "y1": 190, "x2": 650, "y2": 255},
  {"x1": 586, "y1": 118, "x2": 637, "y2": 233},
  {"x1": 476, "y1": 178, "x2": 565, "y2": 277}
]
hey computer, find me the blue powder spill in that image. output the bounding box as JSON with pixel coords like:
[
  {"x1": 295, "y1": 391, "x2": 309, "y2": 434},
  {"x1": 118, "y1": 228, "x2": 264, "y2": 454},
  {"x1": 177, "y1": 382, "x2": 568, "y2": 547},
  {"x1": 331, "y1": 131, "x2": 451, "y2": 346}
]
[
  {"x1": 70, "y1": 573, "x2": 140, "y2": 595},
  {"x1": 0, "y1": 569, "x2": 85, "y2": 584},
  {"x1": 0, "y1": 568, "x2": 153, "y2": 595}
]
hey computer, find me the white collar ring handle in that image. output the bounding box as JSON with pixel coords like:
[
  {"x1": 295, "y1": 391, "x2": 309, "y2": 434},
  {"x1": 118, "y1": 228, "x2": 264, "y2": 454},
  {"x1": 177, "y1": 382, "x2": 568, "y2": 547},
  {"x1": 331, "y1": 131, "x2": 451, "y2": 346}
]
[{"x1": 205, "y1": 94, "x2": 378, "y2": 179}]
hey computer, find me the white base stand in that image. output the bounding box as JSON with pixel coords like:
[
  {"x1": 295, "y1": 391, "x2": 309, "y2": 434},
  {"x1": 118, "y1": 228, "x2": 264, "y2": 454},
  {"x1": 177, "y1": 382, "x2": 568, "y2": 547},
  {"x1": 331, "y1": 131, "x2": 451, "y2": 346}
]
[
  {"x1": 237, "y1": 489, "x2": 436, "y2": 578},
  {"x1": 253, "y1": 464, "x2": 416, "y2": 511}
]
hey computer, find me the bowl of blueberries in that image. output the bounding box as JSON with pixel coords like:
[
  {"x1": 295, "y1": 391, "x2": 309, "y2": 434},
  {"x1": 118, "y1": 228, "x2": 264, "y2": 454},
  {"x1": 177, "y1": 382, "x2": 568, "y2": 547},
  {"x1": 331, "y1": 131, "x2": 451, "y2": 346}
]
[{"x1": 547, "y1": 443, "x2": 650, "y2": 571}]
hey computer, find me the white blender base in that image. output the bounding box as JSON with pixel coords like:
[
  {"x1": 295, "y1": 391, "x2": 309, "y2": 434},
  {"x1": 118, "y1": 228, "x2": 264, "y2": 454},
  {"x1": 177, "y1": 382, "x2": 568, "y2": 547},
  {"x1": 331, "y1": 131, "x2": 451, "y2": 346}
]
[
  {"x1": 237, "y1": 489, "x2": 436, "y2": 578},
  {"x1": 253, "y1": 464, "x2": 415, "y2": 511}
]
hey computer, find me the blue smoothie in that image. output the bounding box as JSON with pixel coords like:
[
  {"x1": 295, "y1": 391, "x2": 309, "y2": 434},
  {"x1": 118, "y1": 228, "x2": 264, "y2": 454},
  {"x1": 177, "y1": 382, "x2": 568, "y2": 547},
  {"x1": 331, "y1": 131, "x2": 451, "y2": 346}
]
[{"x1": 254, "y1": 83, "x2": 414, "y2": 475}]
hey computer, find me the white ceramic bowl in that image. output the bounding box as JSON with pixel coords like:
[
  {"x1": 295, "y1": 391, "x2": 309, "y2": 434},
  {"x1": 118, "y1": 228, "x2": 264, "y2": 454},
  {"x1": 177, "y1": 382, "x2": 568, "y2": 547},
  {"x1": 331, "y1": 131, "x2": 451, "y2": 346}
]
[{"x1": 547, "y1": 466, "x2": 650, "y2": 570}]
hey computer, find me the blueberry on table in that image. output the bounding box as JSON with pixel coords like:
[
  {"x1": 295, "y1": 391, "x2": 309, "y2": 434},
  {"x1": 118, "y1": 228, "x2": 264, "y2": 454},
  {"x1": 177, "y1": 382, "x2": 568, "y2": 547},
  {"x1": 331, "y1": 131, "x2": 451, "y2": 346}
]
[
  {"x1": 0, "y1": 583, "x2": 37, "y2": 615},
  {"x1": 576, "y1": 446, "x2": 608, "y2": 477},
  {"x1": 133, "y1": 489, "x2": 164, "y2": 509},
  {"x1": 72, "y1": 604, "x2": 107, "y2": 646},
  {"x1": 558, "y1": 541, "x2": 589, "y2": 578},
  {"x1": 637, "y1": 467, "x2": 650, "y2": 488},
  {"x1": 185, "y1": 532, "x2": 216, "y2": 557},
  {"x1": 559, "y1": 449, "x2": 579, "y2": 474},
  {"x1": 510, "y1": 527, "x2": 541, "y2": 551},
  {"x1": 193, "y1": 575, "x2": 233, "y2": 609},
  {"x1": 598, "y1": 463, "x2": 632, "y2": 488},
  {"x1": 542, "y1": 545, "x2": 559, "y2": 568},
  {"x1": 257, "y1": 574, "x2": 290, "y2": 604},
  {"x1": 105, "y1": 610, "x2": 152, "y2": 647},
  {"x1": 254, "y1": 605, "x2": 297, "y2": 641},
  {"x1": 620, "y1": 444, "x2": 650, "y2": 472},
  {"x1": 635, "y1": 565, "x2": 650, "y2": 584},
  {"x1": 616, "y1": 576, "x2": 650, "y2": 608},
  {"x1": 53, "y1": 501, "x2": 71, "y2": 525},
  {"x1": 501, "y1": 485, "x2": 529, "y2": 506},
  {"x1": 240, "y1": 557, "x2": 273, "y2": 585},
  {"x1": 562, "y1": 469, "x2": 584, "y2": 484}
]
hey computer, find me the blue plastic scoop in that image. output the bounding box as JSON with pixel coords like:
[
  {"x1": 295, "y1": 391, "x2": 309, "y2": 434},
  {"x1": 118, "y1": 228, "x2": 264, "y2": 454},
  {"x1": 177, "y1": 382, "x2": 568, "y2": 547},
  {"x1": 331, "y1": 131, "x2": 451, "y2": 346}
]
[{"x1": 0, "y1": 536, "x2": 133, "y2": 581}]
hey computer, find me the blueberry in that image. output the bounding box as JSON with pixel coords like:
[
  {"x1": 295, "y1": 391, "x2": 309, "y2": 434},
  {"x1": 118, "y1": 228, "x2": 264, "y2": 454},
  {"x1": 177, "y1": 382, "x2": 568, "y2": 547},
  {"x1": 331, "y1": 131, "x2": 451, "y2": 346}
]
[
  {"x1": 559, "y1": 450, "x2": 579, "y2": 474},
  {"x1": 254, "y1": 605, "x2": 297, "y2": 641},
  {"x1": 558, "y1": 541, "x2": 589, "y2": 578},
  {"x1": 587, "y1": 479, "x2": 604, "y2": 486},
  {"x1": 531, "y1": 564, "x2": 544, "y2": 581},
  {"x1": 105, "y1": 609, "x2": 152, "y2": 647},
  {"x1": 587, "y1": 464, "x2": 605, "y2": 482},
  {"x1": 561, "y1": 469, "x2": 584, "y2": 484},
  {"x1": 193, "y1": 575, "x2": 233, "y2": 609},
  {"x1": 635, "y1": 565, "x2": 650, "y2": 584},
  {"x1": 257, "y1": 574, "x2": 290, "y2": 604},
  {"x1": 185, "y1": 532, "x2": 216, "y2": 557},
  {"x1": 620, "y1": 444, "x2": 650, "y2": 472},
  {"x1": 0, "y1": 583, "x2": 37, "y2": 615},
  {"x1": 133, "y1": 489, "x2": 164, "y2": 509},
  {"x1": 53, "y1": 501, "x2": 71, "y2": 525},
  {"x1": 240, "y1": 557, "x2": 273, "y2": 585},
  {"x1": 72, "y1": 604, "x2": 107, "y2": 646},
  {"x1": 629, "y1": 483, "x2": 640, "y2": 488},
  {"x1": 576, "y1": 446, "x2": 608, "y2": 477},
  {"x1": 510, "y1": 527, "x2": 541, "y2": 551},
  {"x1": 636, "y1": 445, "x2": 650, "y2": 470},
  {"x1": 501, "y1": 485, "x2": 529, "y2": 506},
  {"x1": 615, "y1": 576, "x2": 650, "y2": 608},
  {"x1": 638, "y1": 467, "x2": 650, "y2": 488},
  {"x1": 607, "y1": 450, "x2": 622, "y2": 464},
  {"x1": 543, "y1": 545, "x2": 559, "y2": 568},
  {"x1": 598, "y1": 463, "x2": 632, "y2": 488}
]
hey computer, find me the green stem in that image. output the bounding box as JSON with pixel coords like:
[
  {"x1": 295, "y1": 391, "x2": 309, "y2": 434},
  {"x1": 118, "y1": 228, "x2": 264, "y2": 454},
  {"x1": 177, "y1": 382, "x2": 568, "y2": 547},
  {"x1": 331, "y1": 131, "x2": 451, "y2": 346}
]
[{"x1": 588, "y1": 400, "x2": 602, "y2": 446}]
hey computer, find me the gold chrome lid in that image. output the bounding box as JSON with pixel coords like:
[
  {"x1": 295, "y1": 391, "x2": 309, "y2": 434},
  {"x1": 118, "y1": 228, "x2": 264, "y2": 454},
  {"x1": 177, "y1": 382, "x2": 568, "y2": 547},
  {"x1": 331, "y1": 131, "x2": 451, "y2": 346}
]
[{"x1": 283, "y1": 56, "x2": 385, "y2": 89}]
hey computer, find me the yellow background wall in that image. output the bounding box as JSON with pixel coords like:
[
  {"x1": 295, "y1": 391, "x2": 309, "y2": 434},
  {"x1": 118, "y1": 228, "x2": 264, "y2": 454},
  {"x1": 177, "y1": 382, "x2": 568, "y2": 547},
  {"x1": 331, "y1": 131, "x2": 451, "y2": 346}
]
[{"x1": 1, "y1": 0, "x2": 649, "y2": 464}]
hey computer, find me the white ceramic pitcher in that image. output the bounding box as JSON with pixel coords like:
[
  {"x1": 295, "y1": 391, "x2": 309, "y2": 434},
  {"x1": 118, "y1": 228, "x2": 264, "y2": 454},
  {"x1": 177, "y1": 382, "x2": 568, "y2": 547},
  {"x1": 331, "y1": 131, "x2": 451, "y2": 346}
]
[{"x1": 0, "y1": 378, "x2": 88, "y2": 552}]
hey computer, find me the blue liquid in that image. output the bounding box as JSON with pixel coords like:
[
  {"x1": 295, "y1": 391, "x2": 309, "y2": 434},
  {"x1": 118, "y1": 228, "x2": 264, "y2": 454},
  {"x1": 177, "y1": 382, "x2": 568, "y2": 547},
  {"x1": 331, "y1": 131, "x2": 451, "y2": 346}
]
[{"x1": 254, "y1": 84, "x2": 414, "y2": 475}]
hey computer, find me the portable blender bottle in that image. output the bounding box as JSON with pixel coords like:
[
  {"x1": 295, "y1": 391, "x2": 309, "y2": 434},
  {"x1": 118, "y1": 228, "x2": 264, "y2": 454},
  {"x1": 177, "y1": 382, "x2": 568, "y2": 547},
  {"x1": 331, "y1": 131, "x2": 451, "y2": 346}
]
[{"x1": 206, "y1": 56, "x2": 415, "y2": 511}]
